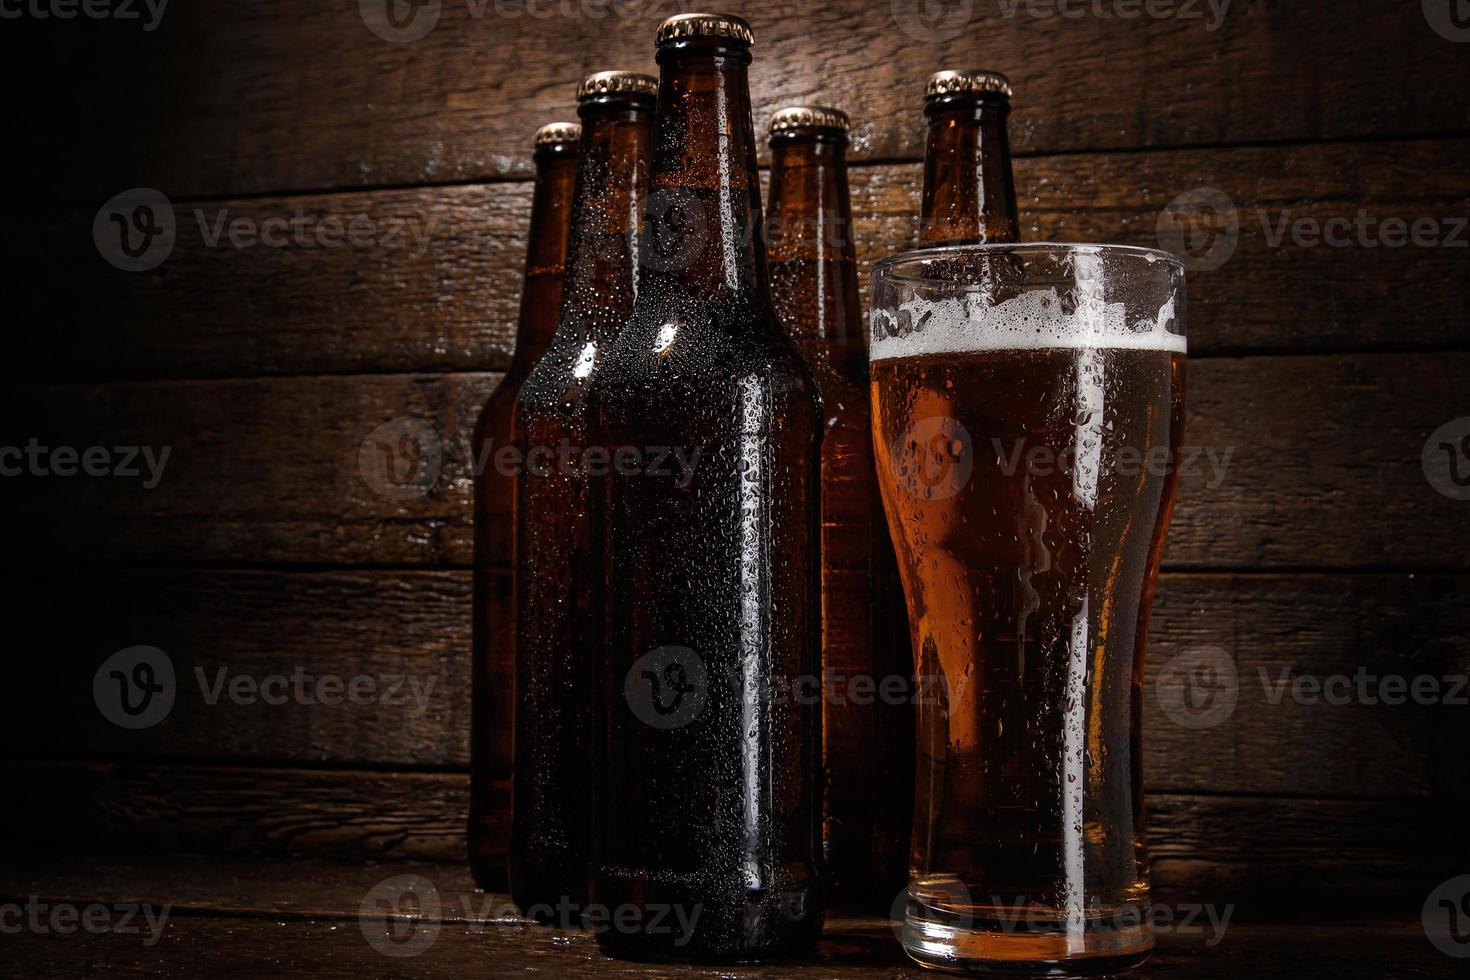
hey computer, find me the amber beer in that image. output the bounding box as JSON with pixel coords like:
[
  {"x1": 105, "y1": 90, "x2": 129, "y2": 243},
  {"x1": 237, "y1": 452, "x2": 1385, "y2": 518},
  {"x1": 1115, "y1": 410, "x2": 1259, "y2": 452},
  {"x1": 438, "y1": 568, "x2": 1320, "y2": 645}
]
[
  {"x1": 765, "y1": 105, "x2": 911, "y2": 904},
  {"x1": 509, "y1": 72, "x2": 657, "y2": 919},
  {"x1": 468, "y1": 121, "x2": 578, "y2": 889},
  {"x1": 590, "y1": 13, "x2": 824, "y2": 960},
  {"x1": 920, "y1": 69, "x2": 1020, "y2": 246},
  {"x1": 870, "y1": 245, "x2": 1186, "y2": 974}
]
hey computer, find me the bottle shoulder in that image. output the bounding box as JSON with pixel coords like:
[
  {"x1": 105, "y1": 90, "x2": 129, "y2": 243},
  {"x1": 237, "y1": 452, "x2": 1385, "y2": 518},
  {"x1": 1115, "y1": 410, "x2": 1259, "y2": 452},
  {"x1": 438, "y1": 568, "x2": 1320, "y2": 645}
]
[
  {"x1": 517, "y1": 307, "x2": 629, "y2": 412},
  {"x1": 604, "y1": 299, "x2": 818, "y2": 397}
]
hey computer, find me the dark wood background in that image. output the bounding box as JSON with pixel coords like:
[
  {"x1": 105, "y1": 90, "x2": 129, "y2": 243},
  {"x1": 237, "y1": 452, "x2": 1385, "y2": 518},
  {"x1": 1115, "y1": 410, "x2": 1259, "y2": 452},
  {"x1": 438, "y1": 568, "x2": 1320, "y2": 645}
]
[{"x1": 1, "y1": 0, "x2": 1467, "y2": 922}]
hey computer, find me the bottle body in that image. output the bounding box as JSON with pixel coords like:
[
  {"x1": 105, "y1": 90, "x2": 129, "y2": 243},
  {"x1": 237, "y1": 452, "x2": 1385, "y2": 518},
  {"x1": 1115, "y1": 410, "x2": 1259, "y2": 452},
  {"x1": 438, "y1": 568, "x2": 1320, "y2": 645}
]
[
  {"x1": 510, "y1": 80, "x2": 655, "y2": 919},
  {"x1": 594, "y1": 289, "x2": 825, "y2": 958},
  {"x1": 590, "y1": 18, "x2": 825, "y2": 960},
  {"x1": 469, "y1": 133, "x2": 578, "y2": 889},
  {"x1": 766, "y1": 120, "x2": 912, "y2": 906}
]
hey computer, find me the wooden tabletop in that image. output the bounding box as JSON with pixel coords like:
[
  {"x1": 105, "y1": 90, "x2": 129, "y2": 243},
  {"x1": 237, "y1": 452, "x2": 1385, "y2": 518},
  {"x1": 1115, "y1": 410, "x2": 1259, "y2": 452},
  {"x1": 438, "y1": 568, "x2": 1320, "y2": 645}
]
[{"x1": 1, "y1": 860, "x2": 1461, "y2": 978}]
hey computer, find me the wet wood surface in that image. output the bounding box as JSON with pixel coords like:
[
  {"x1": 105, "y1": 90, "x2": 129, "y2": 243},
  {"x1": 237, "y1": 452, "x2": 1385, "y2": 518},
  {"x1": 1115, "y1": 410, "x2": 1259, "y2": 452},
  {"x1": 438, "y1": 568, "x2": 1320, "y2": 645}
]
[{"x1": 0, "y1": 860, "x2": 1462, "y2": 978}]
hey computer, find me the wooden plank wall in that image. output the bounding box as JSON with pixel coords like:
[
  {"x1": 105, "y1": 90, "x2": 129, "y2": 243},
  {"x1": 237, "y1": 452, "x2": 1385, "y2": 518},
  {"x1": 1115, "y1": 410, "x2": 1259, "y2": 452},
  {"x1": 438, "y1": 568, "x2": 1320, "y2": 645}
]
[{"x1": 2, "y1": 0, "x2": 1467, "y2": 911}]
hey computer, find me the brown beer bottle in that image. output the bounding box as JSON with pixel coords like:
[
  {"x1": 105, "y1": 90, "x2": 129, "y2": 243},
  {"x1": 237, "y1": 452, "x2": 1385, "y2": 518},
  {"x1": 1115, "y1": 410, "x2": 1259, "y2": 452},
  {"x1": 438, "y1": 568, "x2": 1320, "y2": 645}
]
[
  {"x1": 589, "y1": 13, "x2": 825, "y2": 960},
  {"x1": 920, "y1": 69, "x2": 1020, "y2": 246},
  {"x1": 468, "y1": 121, "x2": 579, "y2": 890},
  {"x1": 765, "y1": 106, "x2": 912, "y2": 906},
  {"x1": 509, "y1": 71, "x2": 657, "y2": 921}
]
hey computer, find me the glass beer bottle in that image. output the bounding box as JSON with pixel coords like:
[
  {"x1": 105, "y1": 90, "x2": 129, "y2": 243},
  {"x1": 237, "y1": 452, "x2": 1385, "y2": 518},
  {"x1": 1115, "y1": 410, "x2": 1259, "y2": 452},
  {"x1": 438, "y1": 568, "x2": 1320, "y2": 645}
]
[
  {"x1": 469, "y1": 121, "x2": 579, "y2": 890},
  {"x1": 920, "y1": 69, "x2": 1020, "y2": 246},
  {"x1": 590, "y1": 12, "x2": 825, "y2": 960},
  {"x1": 509, "y1": 71, "x2": 657, "y2": 921},
  {"x1": 765, "y1": 105, "x2": 912, "y2": 906}
]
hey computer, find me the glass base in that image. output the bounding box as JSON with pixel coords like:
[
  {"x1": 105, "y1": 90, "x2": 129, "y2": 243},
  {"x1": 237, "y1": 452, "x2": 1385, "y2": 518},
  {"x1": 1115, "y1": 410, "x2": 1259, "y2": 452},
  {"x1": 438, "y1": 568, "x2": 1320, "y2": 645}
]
[{"x1": 902, "y1": 903, "x2": 1154, "y2": 977}]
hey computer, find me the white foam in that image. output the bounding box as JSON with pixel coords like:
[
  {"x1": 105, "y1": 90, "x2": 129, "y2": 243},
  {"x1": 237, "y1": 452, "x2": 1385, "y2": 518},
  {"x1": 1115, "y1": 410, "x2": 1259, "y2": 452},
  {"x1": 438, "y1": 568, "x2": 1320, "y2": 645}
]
[{"x1": 870, "y1": 287, "x2": 1186, "y2": 361}]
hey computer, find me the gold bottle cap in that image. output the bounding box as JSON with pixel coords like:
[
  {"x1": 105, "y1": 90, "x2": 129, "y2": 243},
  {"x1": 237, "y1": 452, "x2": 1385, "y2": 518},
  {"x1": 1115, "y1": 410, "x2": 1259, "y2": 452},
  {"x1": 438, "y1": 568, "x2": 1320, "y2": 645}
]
[
  {"x1": 656, "y1": 12, "x2": 754, "y2": 46},
  {"x1": 577, "y1": 70, "x2": 658, "y2": 101},
  {"x1": 533, "y1": 122, "x2": 582, "y2": 148},
  {"x1": 768, "y1": 106, "x2": 851, "y2": 136},
  {"x1": 925, "y1": 69, "x2": 1013, "y2": 100}
]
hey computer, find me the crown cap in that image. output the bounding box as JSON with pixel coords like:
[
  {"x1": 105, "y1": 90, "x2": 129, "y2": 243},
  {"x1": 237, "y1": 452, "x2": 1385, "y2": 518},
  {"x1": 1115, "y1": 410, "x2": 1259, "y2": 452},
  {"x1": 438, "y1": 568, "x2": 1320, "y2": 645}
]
[{"x1": 656, "y1": 12, "x2": 754, "y2": 46}]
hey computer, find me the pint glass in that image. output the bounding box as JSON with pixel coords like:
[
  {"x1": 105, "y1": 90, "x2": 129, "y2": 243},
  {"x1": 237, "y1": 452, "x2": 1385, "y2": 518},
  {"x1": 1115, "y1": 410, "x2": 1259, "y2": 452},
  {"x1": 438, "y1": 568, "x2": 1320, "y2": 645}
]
[{"x1": 869, "y1": 244, "x2": 1186, "y2": 975}]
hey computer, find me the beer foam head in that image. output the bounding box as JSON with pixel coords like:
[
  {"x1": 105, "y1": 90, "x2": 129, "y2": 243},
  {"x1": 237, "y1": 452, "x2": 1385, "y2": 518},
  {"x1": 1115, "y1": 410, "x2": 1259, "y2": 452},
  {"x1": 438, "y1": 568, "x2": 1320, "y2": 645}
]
[{"x1": 870, "y1": 286, "x2": 1186, "y2": 361}]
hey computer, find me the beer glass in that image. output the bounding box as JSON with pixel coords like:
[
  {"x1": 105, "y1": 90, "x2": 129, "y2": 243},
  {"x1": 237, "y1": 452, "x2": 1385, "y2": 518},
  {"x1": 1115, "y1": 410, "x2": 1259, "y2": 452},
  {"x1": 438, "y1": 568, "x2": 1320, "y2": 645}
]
[{"x1": 869, "y1": 244, "x2": 1186, "y2": 975}]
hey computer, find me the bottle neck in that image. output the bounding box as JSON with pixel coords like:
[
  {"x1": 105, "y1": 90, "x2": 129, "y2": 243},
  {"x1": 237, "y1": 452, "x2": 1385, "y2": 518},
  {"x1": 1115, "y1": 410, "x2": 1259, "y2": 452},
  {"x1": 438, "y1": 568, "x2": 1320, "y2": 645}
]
[
  {"x1": 920, "y1": 95, "x2": 1020, "y2": 246},
  {"x1": 512, "y1": 147, "x2": 577, "y2": 370},
  {"x1": 767, "y1": 134, "x2": 863, "y2": 345},
  {"x1": 558, "y1": 98, "x2": 655, "y2": 341},
  {"x1": 642, "y1": 42, "x2": 770, "y2": 303}
]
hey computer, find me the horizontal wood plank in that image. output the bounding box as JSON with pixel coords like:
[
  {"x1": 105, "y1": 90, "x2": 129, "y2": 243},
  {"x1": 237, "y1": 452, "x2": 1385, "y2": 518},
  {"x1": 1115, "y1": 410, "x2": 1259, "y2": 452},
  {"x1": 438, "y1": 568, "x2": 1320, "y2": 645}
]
[
  {"x1": 1, "y1": 762, "x2": 1462, "y2": 912},
  {"x1": 7, "y1": 569, "x2": 473, "y2": 768},
  {"x1": 2, "y1": 0, "x2": 1466, "y2": 201},
  {"x1": 8, "y1": 140, "x2": 1468, "y2": 382},
  {"x1": 7, "y1": 570, "x2": 1467, "y2": 801},
  {"x1": 1, "y1": 353, "x2": 1465, "y2": 568},
  {"x1": 0, "y1": 763, "x2": 482, "y2": 865}
]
